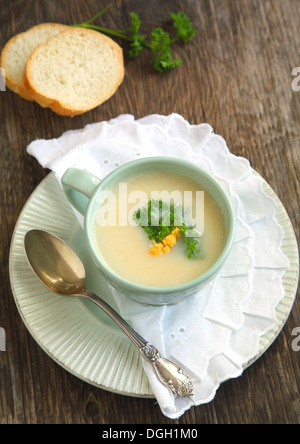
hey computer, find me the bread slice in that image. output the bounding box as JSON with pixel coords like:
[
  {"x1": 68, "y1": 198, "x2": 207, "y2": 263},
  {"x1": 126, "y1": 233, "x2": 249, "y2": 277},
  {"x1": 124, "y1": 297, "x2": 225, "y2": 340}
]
[
  {"x1": 24, "y1": 28, "x2": 124, "y2": 116},
  {"x1": 0, "y1": 23, "x2": 69, "y2": 100}
]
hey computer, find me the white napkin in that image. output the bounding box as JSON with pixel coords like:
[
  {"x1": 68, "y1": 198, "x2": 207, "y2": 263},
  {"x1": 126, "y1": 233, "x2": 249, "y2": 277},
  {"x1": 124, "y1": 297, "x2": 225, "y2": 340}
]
[{"x1": 27, "y1": 113, "x2": 290, "y2": 419}]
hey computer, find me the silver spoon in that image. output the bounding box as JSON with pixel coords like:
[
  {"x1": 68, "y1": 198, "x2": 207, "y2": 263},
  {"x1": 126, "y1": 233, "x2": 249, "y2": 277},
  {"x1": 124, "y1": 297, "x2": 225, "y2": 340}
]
[{"x1": 24, "y1": 229, "x2": 194, "y2": 397}]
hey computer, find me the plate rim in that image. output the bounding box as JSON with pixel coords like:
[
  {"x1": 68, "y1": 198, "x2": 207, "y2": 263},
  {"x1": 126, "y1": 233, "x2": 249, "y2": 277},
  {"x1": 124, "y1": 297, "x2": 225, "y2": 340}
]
[{"x1": 8, "y1": 171, "x2": 299, "y2": 398}]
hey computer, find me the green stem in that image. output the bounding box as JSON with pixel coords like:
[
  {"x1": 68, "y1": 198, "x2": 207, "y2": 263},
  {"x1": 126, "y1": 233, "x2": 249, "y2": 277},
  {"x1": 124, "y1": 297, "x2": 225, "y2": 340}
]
[
  {"x1": 71, "y1": 23, "x2": 133, "y2": 41},
  {"x1": 83, "y1": 4, "x2": 112, "y2": 24}
]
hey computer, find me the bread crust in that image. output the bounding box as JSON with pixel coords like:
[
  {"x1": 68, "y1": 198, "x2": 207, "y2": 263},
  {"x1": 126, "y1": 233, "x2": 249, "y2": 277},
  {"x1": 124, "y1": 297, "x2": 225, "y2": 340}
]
[
  {"x1": 0, "y1": 23, "x2": 69, "y2": 101},
  {"x1": 1, "y1": 31, "x2": 34, "y2": 100},
  {"x1": 25, "y1": 28, "x2": 125, "y2": 116}
]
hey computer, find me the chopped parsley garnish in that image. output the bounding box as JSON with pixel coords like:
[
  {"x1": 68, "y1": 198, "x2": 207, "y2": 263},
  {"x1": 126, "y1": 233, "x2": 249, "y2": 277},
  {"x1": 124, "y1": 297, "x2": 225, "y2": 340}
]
[{"x1": 133, "y1": 200, "x2": 201, "y2": 259}]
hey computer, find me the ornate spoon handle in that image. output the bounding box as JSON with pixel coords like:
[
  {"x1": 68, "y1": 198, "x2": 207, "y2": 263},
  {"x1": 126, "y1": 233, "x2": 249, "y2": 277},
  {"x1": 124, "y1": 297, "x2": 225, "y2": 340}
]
[
  {"x1": 140, "y1": 344, "x2": 194, "y2": 396},
  {"x1": 84, "y1": 289, "x2": 194, "y2": 397}
]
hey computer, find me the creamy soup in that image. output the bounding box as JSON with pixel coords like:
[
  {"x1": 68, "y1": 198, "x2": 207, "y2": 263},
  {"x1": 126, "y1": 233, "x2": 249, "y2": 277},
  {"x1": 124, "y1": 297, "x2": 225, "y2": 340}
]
[{"x1": 93, "y1": 171, "x2": 226, "y2": 287}]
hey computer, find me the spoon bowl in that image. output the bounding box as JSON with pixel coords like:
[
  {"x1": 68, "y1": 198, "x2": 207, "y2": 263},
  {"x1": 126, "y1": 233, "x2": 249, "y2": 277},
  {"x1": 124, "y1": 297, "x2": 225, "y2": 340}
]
[
  {"x1": 24, "y1": 229, "x2": 194, "y2": 397},
  {"x1": 25, "y1": 230, "x2": 85, "y2": 295}
]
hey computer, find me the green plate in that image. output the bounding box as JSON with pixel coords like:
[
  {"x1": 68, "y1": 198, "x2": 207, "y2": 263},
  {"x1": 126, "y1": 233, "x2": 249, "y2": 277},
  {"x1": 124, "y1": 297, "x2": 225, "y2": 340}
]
[{"x1": 9, "y1": 172, "x2": 299, "y2": 397}]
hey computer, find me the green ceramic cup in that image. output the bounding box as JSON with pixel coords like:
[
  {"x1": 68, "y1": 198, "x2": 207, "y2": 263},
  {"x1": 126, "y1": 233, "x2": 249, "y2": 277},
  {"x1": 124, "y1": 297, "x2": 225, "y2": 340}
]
[{"x1": 61, "y1": 157, "x2": 236, "y2": 305}]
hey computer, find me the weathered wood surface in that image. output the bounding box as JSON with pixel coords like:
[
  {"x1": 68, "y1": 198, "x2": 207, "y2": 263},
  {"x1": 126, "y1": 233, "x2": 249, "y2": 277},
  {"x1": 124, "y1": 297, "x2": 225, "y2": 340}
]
[{"x1": 0, "y1": 0, "x2": 299, "y2": 424}]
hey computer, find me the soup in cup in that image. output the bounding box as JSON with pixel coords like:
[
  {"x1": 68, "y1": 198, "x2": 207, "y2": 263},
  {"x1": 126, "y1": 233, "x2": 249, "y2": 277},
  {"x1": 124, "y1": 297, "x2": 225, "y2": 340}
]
[{"x1": 62, "y1": 157, "x2": 235, "y2": 305}]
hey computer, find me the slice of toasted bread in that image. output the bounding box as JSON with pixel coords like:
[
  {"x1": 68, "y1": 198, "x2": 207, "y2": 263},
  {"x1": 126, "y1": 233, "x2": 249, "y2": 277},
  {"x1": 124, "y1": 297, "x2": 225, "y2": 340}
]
[
  {"x1": 0, "y1": 23, "x2": 69, "y2": 100},
  {"x1": 24, "y1": 27, "x2": 124, "y2": 116}
]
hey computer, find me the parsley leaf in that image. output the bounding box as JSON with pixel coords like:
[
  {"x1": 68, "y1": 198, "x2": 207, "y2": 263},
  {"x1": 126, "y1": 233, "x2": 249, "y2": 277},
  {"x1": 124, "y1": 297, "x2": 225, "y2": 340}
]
[
  {"x1": 150, "y1": 28, "x2": 182, "y2": 73},
  {"x1": 170, "y1": 12, "x2": 196, "y2": 43},
  {"x1": 127, "y1": 12, "x2": 147, "y2": 58},
  {"x1": 134, "y1": 200, "x2": 174, "y2": 242}
]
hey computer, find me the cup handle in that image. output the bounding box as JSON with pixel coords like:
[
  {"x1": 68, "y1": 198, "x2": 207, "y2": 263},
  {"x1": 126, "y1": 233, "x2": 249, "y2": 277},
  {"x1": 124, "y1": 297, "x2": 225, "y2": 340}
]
[{"x1": 61, "y1": 168, "x2": 101, "y2": 215}]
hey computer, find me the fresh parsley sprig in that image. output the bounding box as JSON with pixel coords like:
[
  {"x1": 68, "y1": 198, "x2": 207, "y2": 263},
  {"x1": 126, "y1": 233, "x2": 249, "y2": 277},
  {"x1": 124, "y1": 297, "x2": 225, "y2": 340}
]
[
  {"x1": 126, "y1": 12, "x2": 147, "y2": 58},
  {"x1": 170, "y1": 11, "x2": 196, "y2": 43},
  {"x1": 71, "y1": 5, "x2": 196, "y2": 73},
  {"x1": 150, "y1": 28, "x2": 182, "y2": 73},
  {"x1": 133, "y1": 200, "x2": 201, "y2": 259}
]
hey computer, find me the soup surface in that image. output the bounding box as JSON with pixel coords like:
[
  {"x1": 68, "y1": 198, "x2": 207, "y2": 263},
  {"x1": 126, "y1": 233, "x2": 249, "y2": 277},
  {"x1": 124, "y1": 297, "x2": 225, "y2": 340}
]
[{"x1": 93, "y1": 171, "x2": 226, "y2": 287}]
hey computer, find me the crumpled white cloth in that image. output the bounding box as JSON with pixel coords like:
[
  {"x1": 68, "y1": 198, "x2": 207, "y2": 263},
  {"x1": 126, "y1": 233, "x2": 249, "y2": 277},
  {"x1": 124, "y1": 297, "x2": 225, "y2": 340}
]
[{"x1": 27, "y1": 113, "x2": 290, "y2": 419}]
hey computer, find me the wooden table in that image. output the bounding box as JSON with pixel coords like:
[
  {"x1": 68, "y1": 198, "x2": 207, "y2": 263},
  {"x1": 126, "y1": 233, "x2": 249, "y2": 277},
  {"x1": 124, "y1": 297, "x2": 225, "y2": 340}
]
[{"x1": 0, "y1": 0, "x2": 299, "y2": 425}]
